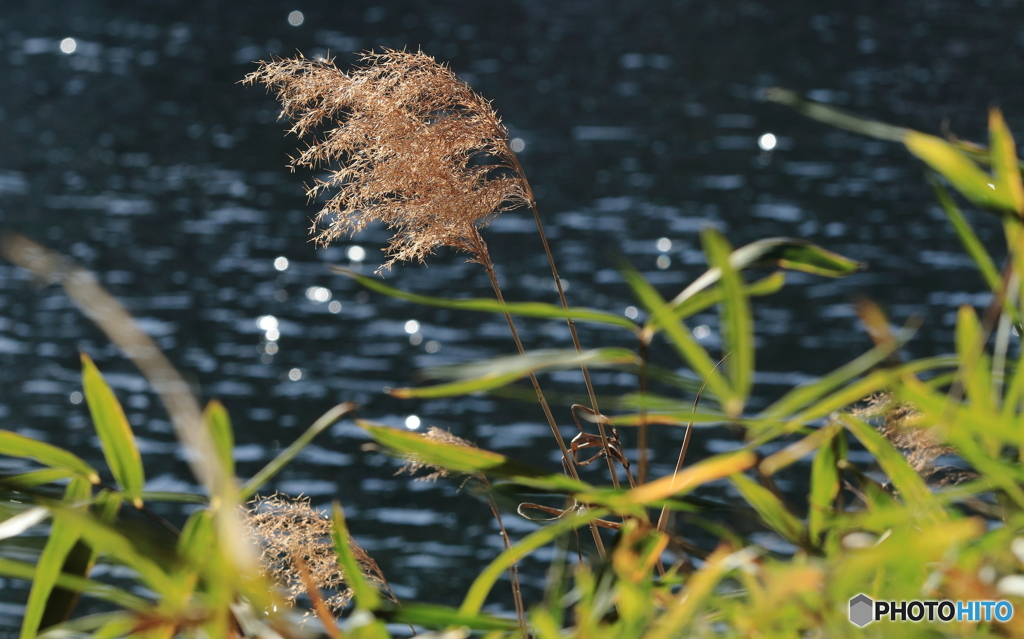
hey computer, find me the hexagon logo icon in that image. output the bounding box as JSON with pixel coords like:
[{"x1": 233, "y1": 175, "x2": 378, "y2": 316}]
[{"x1": 849, "y1": 594, "x2": 874, "y2": 627}]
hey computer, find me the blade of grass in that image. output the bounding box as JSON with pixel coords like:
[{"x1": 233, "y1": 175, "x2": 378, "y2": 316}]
[
  {"x1": 703, "y1": 229, "x2": 754, "y2": 406},
  {"x1": 621, "y1": 263, "x2": 735, "y2": 415},
  {"x1": 459, "y1": 507, "x2": 608, "y2": 616},
  {"x1": 807, "y1": 428, "x2": 842, "y2": 544},
  {"x1": 668, "y1": 237, "x2": 863, "y2": 308},
  {"x1": 0, "y1": 470, "x2": 74, "y2": 491},
  {"x1": 0, "y1": 431, "x2": 99, "y2": 484},
  {"x1": 332, "y1": 266, "x2": 638, "y2": 331},
  {"x1": 0, "y1": 557, "x2": 148, "y2": 612},
  {"x1": 80, "y1": 354, "x2": 145, "y2": 508},
  {"x1": 331, "y1": 502, "x2": 381, "y2": 610},
  {"x1": 241, "y1": 402, "x2": 355, "y2": 499},
  {"x1": 930, "y1": 177, "x2": 1005, "y2": 298},
  {"x1": 21, "y1": 479, "x2": 92, "y2": 639},
  {"x1": 203, "y1": 401, "x2": 234, "y2": 478},
  {"x1": 730, "y1": 473, "x2": 804, "y2": 546},
  {"x1": 391, "y1": 348, "x2": 638, "y2": 399},
  {"x1": 989, "y1": 108, "x2": 1024, "y2": 214}
]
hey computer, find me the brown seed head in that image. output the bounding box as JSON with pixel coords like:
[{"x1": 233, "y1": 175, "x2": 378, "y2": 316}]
[{"x1": 244, "y1": 49, "x2": 529, "y2": 271}]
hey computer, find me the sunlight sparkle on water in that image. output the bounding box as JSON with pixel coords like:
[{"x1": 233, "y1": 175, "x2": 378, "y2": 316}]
[
  {"x1": 758, "y1": 133, "x2": 777, "y2": 151},
  {"x1": 287, "y1": 11, "x2": 304, "y2": 26},
  {"x1": 405, "y1": 415, "x2": 421, "y2": 429},
  {"x1": 60, "y1": 38, "x2": 77, "y2": 54}
]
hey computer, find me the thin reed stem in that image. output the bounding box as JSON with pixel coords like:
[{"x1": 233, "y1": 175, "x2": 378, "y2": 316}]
[
  {"x1": 637, "y1": 335, "x2": 651, "y2": 485},
  {"x1": 471, "y1": 229, "x2": 606, "y2": 557},
  {"x1": 510, "y1": 155, "x2": 623, "y2": 489},
  {"x1": 482, "y1": 481, "x2": 528, "y2": 637}
]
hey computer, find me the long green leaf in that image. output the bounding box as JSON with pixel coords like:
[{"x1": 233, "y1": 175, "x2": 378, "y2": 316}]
[
  {"x1": 459, "y1": 507, "x2": 608, "y2": 616},
  {"x1": 331, "y1": 502, "x2": 381, "y2": 610},
  {"x1": 930, "y1": 177, "x2": 1004, "y2": 296},
  {"x1": 203, "y1": 400, "x2": 234, "y2": 478},
  {"x1": 668, "y1": 237, "x2": 863, "y2": 307},
  {"x1": 621, "y1": 264, "x2": 734, "y2": 414},
  {"x1": 241, "y1": 402, "x2": 355, "y2": 499},
  {"x1": 0, "y1": 469, "x2": 74, "y2": 491},
  {"x1": 0, "y1": 557, "x2": 148, "y2": 612},
  {"x1": 0, "y1": 431, "x2": 98, "y2": 484},
  {"x1": 392, "y1": 348, "x2": 638, "y2": 399},
  {"x1": 764, "y1": 88, "x2": 908, "y2": 141},
  {"x1": 955, "y1": 305, "x2": 993, "y2": 414},
  {"x1": 808, "y1": 428, "x2": 842, "y2": 544},
  {"x1": 669, "y1": 272, "x2": 785, "y2": 326},
  {"x1": 47, "y1": 506, "x2": 178, "y2": 598},
  {"x1": 360, "y1": 421, "x2": 586, "y2": 494},
  {"x1": 703, "y1": 229, "x2": 753, "y2": 406},
  {"x1": 989, "y1": 108, "x2": 1024, "y2": 214},
  {"x1": 21, "y1": 479, "x2": 92, "y2": 639},
  {"x1": 80, "y1": 354, "x2": 144, "y2": 508},
  {"x1": 730, "y1": 474, "x2": 804, "y2": 546},
  {"x1": 388, "y1": 603, "x2": 517, "y2": 631},
  {"x1": 332, "y1": 266, "x2": 638, "y2": 331}
]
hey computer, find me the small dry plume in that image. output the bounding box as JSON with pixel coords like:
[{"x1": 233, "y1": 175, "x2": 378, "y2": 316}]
[
  {"x1": 244, "y1": 49, "x2": 529, "y2": 272},
  {"x1": 856, "y1": 394, "x2": 956, "y2": 473},
  {"x1": 396, "y1": 426, "x2": 478, "y2": 482},
  {"x1": 242, "y1": 493, "x2": 389, "y2": 613}
]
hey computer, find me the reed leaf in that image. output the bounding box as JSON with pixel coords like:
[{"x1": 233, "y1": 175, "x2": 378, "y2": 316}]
[
  {"x1": 988, "y1": 108, "x2": 1024, "y2": 214},
  {"x1": 203, "y1": 400, "x2": 234, "y2": 478},
  {"x1": 0, "y1": 557, "x2": 148, "y2": 612},
  {"x1": 703, "y1": 229, "x2": 754, "y2": 407},
  {"x1": 332, "y1": 266, "x2": 638, "y2": 331},
  {"x1": 80, "y1": 354, "x2": 144, "y2": 508},
  {"x1": 241, "y1": 402, "x2": 355, "y2": 499},
  {"x1": 0, "y1": 470, "x2": 73, "y2": 491},
  {"x1": 388, "y1": 603, "x2": 518, "y2": 631},
  {"x1": 730, "y1": 473, "x2": 804, "y2": 546},
  {"x1": 331, "y1": 502, "x2": 382, "y2": 610},
  {"x1": 391, "y1": 348, "x2": 638, "y2": 399},
  {"x1": 0, "y1": 431, "x2": 98, "y2": 484}
]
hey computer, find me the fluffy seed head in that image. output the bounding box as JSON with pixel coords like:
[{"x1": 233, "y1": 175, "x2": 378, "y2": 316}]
[{"x1": 245, "y1": 49, "x2": 529, "y2": 271}]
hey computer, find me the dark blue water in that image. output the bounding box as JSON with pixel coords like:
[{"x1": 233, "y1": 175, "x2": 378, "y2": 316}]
[{"x1": 1, "y1": 0, "x2": 1022, "y2": 624}]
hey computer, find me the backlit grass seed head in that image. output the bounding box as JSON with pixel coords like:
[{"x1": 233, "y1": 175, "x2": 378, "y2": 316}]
[
  {"x1": 242, "y1": 494, "x2": 387, "y2": 613},
  {"x1": 245, "y1": 49, "x2": 529, "y2": 272},
  {"x1": 396, "y1": 426, "x2": 477, "y2": 482}
]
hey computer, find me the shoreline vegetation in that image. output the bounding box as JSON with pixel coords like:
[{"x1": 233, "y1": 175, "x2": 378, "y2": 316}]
[{"x1": 1, "y1": 50, "x2": 1024, "y2": 637}]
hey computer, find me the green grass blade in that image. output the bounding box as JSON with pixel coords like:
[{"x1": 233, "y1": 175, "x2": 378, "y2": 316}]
[
  {"x1": 331, "y1": 502, "x2": 381, "y2": 610},
  {"x1": 807, "y1": 428, "x2": 841, "y2": 544},
  {"x1": 0, "y1": 469, "x2": 74, "y2": 491},
  {"x1": 930, "y1": 177, "x2": 1004, "y2": 296},
  {"x1": 0, "y1": 557, "x2": 148, "y2": 612},
  {"x1": 203, "y1": 400, "x2": 234, "y2": 478},
  {"x1": 80, "y1": 354, "x2": 144, "y2": 508},
  {"x1": 669, "y1": 272, "x2": 785, "y2": 325},
  {"x1": 730, "y1": 473, "x2": 804, "y2": 546},
  {"x1": 955, "y1": 305, "x2": 994, "y2": 414},
  {"x1": 764, "y1": 88, "x2": 908, "y2": 141},
  {"x1": 241, "y1": 402, "x2": 355, "y2": 499},
  {"x1": 459, "y1": 507, "x2": 608, "y2": 616},
  {"x1": 360, "y1": 421, "x2": 587, "y2": 494},
  {"x1": 759, "y1": 327, "x2": 926, "y2": 419},
  {"x1": 840, "y1": 415, "x2": 943, "y2": 518},
  {"x1": 612, "y1": 450, "x2": 757, "y2": 507},
  {"x1": 391, "y1": 348, "x2": 638, "y2": 399},
  {"x1": 621, "y1": 263, "x2": 735, "y2": 414},
  {"x1": 0, "y1": 431, "x2": 99, "y2": 484},
  {"x1": 47, "y1": 506, "x2": 178, "y2": 598},
  {"x1": 21, "y1": 479, "x2": 92, "y2": 639},
  {"x1": 905, "y1": 131, "x2": 1009, "y2": 211},
  {"x1": 388, "y1": 603, "x2": 517, "y2": 631},
  {"x1": 332, "y1": 266, "x2": 638, "y2": 331},
  {"x1": 989, "y1": 108, "x2": 1024, "y2": 214},
  {"x1": 703, "y1": 229, "x2": 753, "y2": 406},
  {"x1": 669, "y1": 237, "x2": 862, "y2": 307}
]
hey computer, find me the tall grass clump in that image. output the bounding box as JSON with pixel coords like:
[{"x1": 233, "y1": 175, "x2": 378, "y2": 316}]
[{"x1": 4, "y1": 47, "x2": 1024, "y2": 639}]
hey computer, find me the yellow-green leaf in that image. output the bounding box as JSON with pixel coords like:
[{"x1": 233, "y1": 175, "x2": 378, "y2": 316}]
[
  {"x1": 80, "y1": 354, "x2": 144, "y2": 508},
  {"x1": 730, "y1": 473, "x2": 804, "y2": 546},
  {"x1": 21, "y1": 478, "x2": 92, "y2": 639},
  {"x1": 703, "y1": 229, "x2": 753, "y2": 407},
  {"x1": 989, "y1": 108, "x2": 1024, "y2": 214},
  {"x1": 331, "y1": 502, "x2": 381, "y2": 610},
  {"x1": 203, "y1": 400, "x2": 234, "y2": 478},
  {"x1": 904, "y1": 131, "x2": 1006, "y2": 211},
  {"x1": 0, "y1": 431, "x2": 98, "y2": 484}
]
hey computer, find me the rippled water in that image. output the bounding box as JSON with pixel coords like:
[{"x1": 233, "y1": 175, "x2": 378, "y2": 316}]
[{"x1": 1, "y1": 0, "x2": 1022, "y2": 625}]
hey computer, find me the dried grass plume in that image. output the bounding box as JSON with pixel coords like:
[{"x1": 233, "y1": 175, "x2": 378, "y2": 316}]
[
  {"x1": 244, "y1": 49, "x2": 529, "y2": 271},
  {"x1": 241, "y1": 493, "x2": 390, "y2": 613},
  {"x1": 396, "y1": 426, "x2": 478, "y2": 482}
]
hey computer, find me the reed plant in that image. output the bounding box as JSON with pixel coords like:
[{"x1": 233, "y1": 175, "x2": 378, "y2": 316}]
[{"x1": 2, "y1": 48, "x2": 1024, "y2": 639}]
